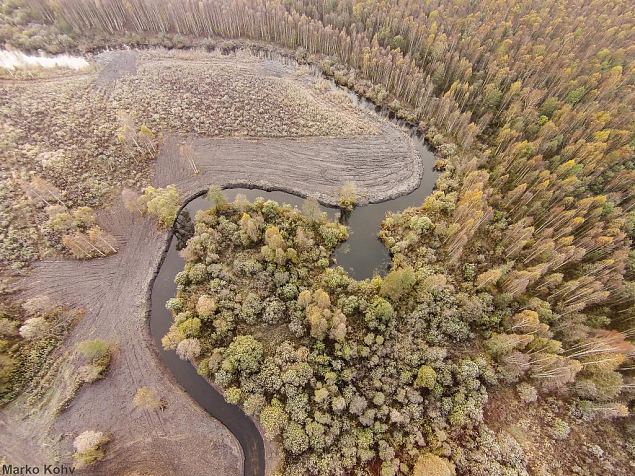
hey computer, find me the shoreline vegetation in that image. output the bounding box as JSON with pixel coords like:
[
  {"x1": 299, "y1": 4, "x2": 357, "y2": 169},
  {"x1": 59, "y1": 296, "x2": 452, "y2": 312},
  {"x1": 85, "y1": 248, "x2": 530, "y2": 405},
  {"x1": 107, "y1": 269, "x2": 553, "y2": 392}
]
[{"x1": 1, "y1": 1, "x2": 633, "y2": 475}]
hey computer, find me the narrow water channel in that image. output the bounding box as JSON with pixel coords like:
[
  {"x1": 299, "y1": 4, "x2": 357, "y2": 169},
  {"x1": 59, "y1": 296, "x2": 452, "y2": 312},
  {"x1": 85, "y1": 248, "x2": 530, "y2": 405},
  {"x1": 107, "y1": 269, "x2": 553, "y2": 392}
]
[
  {"x1": 332, "y1": 94, "x2": 438, "y2": 279},
  {"x1": 150, "y1": 89, "x2": 438, "y2": 476}
]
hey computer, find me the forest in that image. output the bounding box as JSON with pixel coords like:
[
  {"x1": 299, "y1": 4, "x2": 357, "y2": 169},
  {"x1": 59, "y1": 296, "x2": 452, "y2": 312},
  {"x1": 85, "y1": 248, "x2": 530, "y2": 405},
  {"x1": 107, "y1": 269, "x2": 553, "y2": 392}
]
[{"x1": 0, "y1": 0, "x2": 633, "y2": 475}]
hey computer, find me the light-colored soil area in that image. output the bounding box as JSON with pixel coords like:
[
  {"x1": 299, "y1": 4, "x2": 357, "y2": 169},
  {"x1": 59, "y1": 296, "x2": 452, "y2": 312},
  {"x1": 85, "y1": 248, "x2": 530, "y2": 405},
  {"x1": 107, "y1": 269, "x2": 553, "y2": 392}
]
[
  {"x1": 95, "y1": 50, "x2": 138, "y2": 89},
  {"x1": 0, "y1": 49, "x2": 423, "y2": 474},
  {"x1": 156, "y1": 126, "x2": 420, "y2": 206}
]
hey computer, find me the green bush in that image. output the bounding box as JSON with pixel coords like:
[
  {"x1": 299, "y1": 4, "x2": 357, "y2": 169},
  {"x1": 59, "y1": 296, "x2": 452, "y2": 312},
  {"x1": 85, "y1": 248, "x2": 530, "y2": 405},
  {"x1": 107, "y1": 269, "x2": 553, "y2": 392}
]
[
  {"x1": 415, "y1": 365, "x2": 437, "y2": 390},
  {"x1": 77, "y1": 339, "x2": 112, "y2": 373},
  {"x1": 139, "y1": 185, "x2": 180, "y2": 228},
  {"x1": 380, "y1": 266, "x2": 416, "y2": 302}
]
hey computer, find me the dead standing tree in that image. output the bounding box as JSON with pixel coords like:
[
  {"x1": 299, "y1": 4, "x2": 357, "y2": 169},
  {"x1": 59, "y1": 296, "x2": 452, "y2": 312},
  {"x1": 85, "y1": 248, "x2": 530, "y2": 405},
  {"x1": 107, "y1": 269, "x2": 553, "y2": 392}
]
[
  {"x1": 20, "y1": 176, "x2": 67, "y2": 208},
  {"x1": 179, "y1": 142, "x2": 200, "y2": 174},
  {"x1": 117, "y1": 112, "x2": 158, "y2": 160}
]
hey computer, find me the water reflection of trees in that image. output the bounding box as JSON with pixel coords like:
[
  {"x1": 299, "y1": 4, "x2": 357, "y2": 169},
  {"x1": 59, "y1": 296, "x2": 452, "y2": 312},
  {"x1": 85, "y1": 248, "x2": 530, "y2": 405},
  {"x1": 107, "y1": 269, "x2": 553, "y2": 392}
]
[
  {"x1": 338, "y1": 209, "x2": 350, "y2": 224},
  {"x1": 174, "y1": 210, "x2": 194, "y2": 250}
]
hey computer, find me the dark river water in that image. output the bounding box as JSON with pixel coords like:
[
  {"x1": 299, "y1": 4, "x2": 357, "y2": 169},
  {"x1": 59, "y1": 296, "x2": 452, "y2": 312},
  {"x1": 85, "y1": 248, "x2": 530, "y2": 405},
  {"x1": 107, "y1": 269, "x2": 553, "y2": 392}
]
[{"x1": 150, "y1": 95, "x2": 438, "y2": 476}]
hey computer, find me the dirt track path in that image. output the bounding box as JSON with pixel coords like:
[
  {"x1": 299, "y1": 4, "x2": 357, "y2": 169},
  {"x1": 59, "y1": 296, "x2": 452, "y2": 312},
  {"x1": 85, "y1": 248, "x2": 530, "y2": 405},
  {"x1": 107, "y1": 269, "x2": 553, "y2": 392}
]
[
  {"x1": 11, "y1": 208, "x2": 243, "y2": 475},
  {"x1": 1, "y1": 50, "x2": 423, "y2": 475}
]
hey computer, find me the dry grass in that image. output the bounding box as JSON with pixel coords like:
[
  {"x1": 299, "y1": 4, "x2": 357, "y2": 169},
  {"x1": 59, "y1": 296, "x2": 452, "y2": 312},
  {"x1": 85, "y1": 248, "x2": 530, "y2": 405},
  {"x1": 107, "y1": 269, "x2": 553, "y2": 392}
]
[{"x1": 0, "y1": 49, "x2": 382, "y2": 269}]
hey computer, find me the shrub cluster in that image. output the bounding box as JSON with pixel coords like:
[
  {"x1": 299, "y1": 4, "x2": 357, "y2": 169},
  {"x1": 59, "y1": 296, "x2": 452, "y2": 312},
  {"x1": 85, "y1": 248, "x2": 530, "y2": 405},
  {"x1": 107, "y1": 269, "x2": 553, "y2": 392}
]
[{"x1": 163, "y1": 196, "x2": 512, "y2": 474}]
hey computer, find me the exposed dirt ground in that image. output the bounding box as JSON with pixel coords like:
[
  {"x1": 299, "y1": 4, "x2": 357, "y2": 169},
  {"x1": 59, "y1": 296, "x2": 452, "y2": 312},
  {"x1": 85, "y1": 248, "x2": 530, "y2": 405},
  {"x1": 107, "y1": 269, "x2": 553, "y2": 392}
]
[
  {"x1": 7, "y1": 206, "x2": 243, "y2": 475},
  {"x1": 0, "y1": 50, "x2": 422, "y2": 474},
  {"x1": 156, "y1": 126, "x2": 419, "y2": 206}
]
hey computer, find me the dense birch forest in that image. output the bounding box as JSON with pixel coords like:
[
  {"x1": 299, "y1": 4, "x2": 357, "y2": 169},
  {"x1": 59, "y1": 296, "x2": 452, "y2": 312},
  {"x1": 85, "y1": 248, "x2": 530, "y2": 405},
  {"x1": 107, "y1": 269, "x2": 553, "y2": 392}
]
[{"x1": 1, "y1": 0, "x2": 634, "y2": 475}]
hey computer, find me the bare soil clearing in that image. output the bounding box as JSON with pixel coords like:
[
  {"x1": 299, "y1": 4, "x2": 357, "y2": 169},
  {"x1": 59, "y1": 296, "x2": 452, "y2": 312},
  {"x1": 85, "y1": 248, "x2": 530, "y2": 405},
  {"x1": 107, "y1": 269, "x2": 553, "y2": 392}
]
[
  {"x1": 1, "y1": 49, "x2": 422, "y2": 474},
  {"x1": 10, "y1": 208, "x2": 243, "y2": 475}
]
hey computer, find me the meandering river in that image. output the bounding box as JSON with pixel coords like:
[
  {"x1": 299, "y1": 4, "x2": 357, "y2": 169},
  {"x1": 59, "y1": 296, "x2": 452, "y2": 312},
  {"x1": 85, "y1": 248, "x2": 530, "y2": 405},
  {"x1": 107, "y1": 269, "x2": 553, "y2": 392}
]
[{"x1": 150, "y1": 88, "x2": 438, "y2": 476}]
